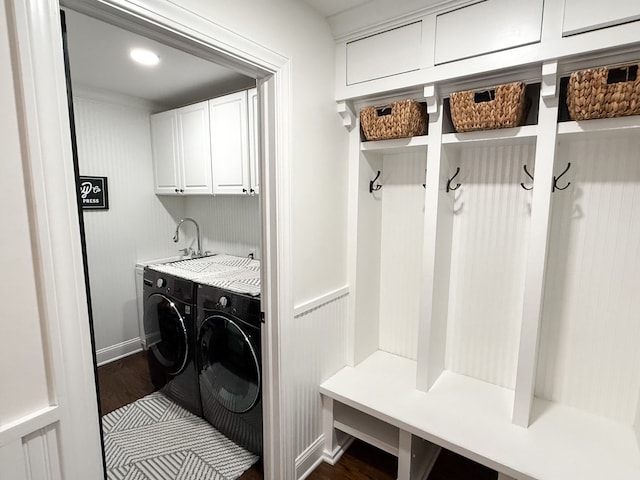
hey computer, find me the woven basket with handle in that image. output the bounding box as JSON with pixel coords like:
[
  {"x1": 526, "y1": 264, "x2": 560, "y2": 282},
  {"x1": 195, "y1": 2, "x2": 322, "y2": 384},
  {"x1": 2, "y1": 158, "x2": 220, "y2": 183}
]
[
  {"x1": 567, "y1": 63, "x2": 640, "y2": 121},
  {"x1": 360, "y1": 100, "x2": 428, "y2": 141},
  {"x1": 449, "y1": 82, "x2": 526, "y2": 132}
]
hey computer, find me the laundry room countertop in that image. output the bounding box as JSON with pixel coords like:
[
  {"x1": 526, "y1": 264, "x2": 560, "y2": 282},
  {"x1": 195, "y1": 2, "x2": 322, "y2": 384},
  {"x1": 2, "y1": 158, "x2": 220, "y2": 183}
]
[{"x1": 148, "y1": 254, "x2": 260, "y2": 296}]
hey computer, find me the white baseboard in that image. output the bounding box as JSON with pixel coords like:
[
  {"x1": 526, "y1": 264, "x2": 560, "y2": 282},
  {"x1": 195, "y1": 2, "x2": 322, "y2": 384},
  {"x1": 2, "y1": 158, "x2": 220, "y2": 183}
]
[
  {"x1": 322, "y1": 433, "x2": 355, "y2": 466},
  {"x1": 95, "y1": 338, "x2": 142, "y2": 366},
  {"x1": 296, "y1": 433, "x2": 355, "y2": 479},
  {"x1": 296, "y1": 435, "x2": 326, "y2": 480}
]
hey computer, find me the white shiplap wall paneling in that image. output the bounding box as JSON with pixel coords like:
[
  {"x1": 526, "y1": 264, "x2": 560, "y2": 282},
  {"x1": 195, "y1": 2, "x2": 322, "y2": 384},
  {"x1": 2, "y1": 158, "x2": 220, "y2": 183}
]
[
  {"x1": 288, "y1": 294, "x2": 349, "y2": 464},
  {"x1": 378, "y1": 151, "x2": 427, "y2": 360},
  {"x1": 74, "y1": 96, "x2": 186, "y2": 354},
  {"x1": 445, "y1": 141, "x2": 536, "y2": 389},
  {"x1": 184, "y1": 195, "x2": 261, "y2": 258},
  {"x1": 353, "y1": 152, "x2": 383, "y2": 364},
  {"x1": 536, "y1": 133, "x2": 640, "y2": 424}
]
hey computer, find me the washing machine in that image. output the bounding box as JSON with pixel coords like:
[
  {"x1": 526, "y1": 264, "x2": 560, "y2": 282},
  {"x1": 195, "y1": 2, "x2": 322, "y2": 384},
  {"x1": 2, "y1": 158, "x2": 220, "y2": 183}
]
[
  {"x1": 196, "y1": 283, "x2": 262, "y2": 455},
  {"x1": 143, "y1": 267, "x2": 202, "y2": 416}
]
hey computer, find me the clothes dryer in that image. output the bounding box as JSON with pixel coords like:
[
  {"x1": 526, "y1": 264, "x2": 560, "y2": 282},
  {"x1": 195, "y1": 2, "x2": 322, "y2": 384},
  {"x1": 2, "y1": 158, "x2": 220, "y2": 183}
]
[
  {"x1": 196, "y1": 283, "x2": 262, "y2": 455},
  {"x1": 143, "y1": 267, "x2": 202, "y2": 416}
]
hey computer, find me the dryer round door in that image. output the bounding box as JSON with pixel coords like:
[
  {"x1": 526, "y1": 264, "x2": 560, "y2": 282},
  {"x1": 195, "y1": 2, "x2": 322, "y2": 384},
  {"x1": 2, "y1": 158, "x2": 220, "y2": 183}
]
[
  {"x1": 144, "y1": 293, "x2": 189, "y2": 376},
  {"x1": 199, "y1": 315, "x2": 260, "y2": 414}
]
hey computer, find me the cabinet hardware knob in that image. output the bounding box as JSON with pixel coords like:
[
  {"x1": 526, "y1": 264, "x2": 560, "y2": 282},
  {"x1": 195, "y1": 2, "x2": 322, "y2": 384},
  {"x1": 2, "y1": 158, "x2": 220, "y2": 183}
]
[
  {"x1": 243, "y1": 188, "x2": 248, "y2": 193},
  {"x1": 175, "y1": 188, "x2": 179, "y2": 193}
]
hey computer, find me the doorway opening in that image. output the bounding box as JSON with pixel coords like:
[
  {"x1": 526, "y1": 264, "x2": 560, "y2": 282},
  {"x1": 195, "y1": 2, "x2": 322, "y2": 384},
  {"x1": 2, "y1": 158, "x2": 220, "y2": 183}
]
[{"x1": 59, "y1": 2, "x2": 282, "y2": 479}]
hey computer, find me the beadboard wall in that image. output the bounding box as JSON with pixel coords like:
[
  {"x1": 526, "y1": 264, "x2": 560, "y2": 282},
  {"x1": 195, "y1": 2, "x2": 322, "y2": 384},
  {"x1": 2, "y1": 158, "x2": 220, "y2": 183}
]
[
  {"x1": 74, "y1": 95, "x2": 184, "y2": 356},
  {"x1": 378, "y1": 152, "x2": 426, "y2": 360},
  {"x1": 286, "y1": 292, "x2": 349, "y2": 477},
  {"x1": 184, "y1": 195, "x2": 261, "y2": 258},
  {"x1": 445, "y1": 143, "x2": 535, "y2": 389},
  {"x1": 536, "y1": 133, "x2": 640, "y2": 424}
]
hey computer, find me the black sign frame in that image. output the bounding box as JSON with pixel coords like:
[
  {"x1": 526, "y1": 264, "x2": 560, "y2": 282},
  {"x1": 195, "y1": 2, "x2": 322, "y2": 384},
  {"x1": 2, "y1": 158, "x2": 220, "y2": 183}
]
[{"x1": 78, "y1": 176, "x2": 109, "y2": 210}]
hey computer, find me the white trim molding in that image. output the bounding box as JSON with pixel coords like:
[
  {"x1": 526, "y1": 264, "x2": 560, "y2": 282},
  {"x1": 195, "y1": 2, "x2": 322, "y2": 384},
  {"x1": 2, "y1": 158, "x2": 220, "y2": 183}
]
[{"x1": 294, "y1": 285, "x2": 350, "y2": 317}]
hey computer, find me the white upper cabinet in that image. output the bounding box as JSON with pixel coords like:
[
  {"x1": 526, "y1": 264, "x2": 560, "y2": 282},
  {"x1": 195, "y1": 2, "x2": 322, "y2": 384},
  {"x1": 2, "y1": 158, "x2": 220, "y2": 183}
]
[
  {"x1": 177, "y1": 102, "x2": 213, "y2": 194},
  {"x1": 151, "y1": 109, "x2": 180, "y2": 194},
  {"x1": 247, "y1": 87, "x2": 260, "y2": 194},
  {"x1": 151, "y1": 101, "x2": 212, "y2": 195},
  {"x1": 346, "y1": 21, "x2": 423, "y2": 85},
  {"x1": 434, "y1": 0, "x2": 543, "y2": 65},
  {"x1": 210, "y1": 90, "x2": 253, "y2": 195},
  {"x1": 562, "y1": 0, "x2": 640, "y2": 36}
]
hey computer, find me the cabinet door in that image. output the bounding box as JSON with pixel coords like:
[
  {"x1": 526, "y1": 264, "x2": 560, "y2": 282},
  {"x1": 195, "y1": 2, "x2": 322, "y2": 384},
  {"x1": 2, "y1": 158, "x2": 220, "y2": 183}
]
[
  {"x1": 346, "y1": 21, "x2": 422, "y2": 85},
  {"x1": 563, "y1": 0, "x2": 640, "y2": 35},
  {"x1": 210, "y1": 91, "x2": 250, "y2": 195},
  {"x1": 434, "y1": 0, "x2": 543, "y2": 65},
  {"x1": 248, "y1": 87, "x2": 259, "y2": 194},
  {"x1": 177, "y1": 101, "x2": 213, "y2": 194},
  {"x1": 150, "y1": 109, "x2": 181, "y2": 195}
]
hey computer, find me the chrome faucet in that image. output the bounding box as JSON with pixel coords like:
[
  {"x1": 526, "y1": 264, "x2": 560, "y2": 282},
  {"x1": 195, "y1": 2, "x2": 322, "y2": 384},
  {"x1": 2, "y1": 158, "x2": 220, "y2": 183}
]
[{"x1": 173, "y1": 218, "x2": 202, "y2": 257}]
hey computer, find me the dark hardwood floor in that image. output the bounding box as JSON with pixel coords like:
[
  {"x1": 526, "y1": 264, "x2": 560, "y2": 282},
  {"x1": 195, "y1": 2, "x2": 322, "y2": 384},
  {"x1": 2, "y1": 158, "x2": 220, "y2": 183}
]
[{"x1": 97, "y1": 353, "x2": 497, "y2": 480}]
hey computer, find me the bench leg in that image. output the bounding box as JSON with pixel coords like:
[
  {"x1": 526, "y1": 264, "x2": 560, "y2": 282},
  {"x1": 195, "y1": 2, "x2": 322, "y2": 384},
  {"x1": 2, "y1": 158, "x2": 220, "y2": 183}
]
[
  {"x1": 322, "y1": 395, "x2": 340, "y2": 463},
  {"x1": 398, "y1": 430, "x2": 441, "y2": 480}
]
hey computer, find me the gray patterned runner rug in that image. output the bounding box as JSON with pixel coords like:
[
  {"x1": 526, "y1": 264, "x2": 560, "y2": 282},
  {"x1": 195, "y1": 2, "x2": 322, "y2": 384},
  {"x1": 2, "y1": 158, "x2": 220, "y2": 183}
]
[{"x1": 103, "y1": 392, "x2": 259, "y2": 480}]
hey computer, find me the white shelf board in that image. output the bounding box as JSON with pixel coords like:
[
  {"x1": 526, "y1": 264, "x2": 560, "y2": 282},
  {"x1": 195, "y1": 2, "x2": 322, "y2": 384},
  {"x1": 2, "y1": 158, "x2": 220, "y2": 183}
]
[
  {"x1": 360, "y1": 135, "x2": 430, "y2": 154},
  {"x1": 442, "y1": 125, "x2": 538, "y2": 148},
  {"x1": 557, "y1": 115, "x2": 640, "y2": 138},
  {"x1": 320, "y1": 350, "x2": 640, "y2": 480},
  {"x1": 333, "y1": 401, "x2": 400, "y2": 456}
]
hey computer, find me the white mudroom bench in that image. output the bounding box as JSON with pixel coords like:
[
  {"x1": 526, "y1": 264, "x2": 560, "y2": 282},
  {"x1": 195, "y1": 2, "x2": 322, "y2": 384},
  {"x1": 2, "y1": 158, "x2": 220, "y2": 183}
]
[{"x1": 320, "y1": 350, "x2": 640, "y2": 480}]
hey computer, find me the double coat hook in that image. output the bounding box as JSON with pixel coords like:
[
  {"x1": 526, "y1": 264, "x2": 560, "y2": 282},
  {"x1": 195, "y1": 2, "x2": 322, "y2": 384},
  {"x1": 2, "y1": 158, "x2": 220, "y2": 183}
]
[
  {"x1": 446, "y1": 167, "x2": 461, "y2": 193},
  {"x1": 520, "y1": 163, "x2": 572, "y2": 192},
  {"x1": 553, "y1": 162, "x2": 571, "y2": 192}
]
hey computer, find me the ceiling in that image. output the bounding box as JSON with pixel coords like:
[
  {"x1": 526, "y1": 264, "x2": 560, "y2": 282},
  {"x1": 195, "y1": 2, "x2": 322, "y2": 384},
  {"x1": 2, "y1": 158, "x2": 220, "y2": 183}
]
[
  {"x1": 301, "y1": 0, "x2": 373, "y2": 17},
  {"x1": 63, "y1": 9, "x2": 255, "y2": 110}
]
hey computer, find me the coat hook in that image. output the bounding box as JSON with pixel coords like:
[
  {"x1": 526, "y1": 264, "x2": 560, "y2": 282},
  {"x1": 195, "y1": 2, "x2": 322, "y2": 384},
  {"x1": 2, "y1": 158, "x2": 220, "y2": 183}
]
[
  {"x1": 446, "y1": 167, "x2": 461, "y2": 193},
  {"x1": 553, "y1": 162, "x2": 571, "y2": 192},
  {"x1": 521, "y1": 164, "x2": 534, "y2": 190},
  {"x1": 369, "y1": 170, "x2": 382, "y2": 193}
]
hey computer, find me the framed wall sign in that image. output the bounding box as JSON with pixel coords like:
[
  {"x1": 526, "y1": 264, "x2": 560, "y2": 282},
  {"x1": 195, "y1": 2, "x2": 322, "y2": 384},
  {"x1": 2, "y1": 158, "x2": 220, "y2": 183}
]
[{"x1": 78, "y1": 176, "x2": 109, "y2": 210}]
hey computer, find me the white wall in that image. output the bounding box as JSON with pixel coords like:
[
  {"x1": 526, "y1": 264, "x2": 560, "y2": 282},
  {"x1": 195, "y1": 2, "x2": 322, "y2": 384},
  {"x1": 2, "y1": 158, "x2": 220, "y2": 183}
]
[{"x1": 73, "y1": 93, "x2": 186, "y2": 356}]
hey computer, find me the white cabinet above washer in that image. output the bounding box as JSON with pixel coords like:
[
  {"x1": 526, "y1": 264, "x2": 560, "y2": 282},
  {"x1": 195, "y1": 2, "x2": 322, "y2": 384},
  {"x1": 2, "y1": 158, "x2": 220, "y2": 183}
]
[
  {"x1": 210, "y1": 89, "x2": 259, "y2": 195},
  {"x1": 151, "y1": 101, "x2": 212, "y2": 195}
]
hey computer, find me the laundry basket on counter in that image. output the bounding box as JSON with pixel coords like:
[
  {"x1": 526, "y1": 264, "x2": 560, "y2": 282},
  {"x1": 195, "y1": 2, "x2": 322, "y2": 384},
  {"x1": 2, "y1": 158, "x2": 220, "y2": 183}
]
[
  {"x1": 360, "y1": 100, "x2": 428, "y2": 141},
  {"x1": 566, "y1": 63, "x2": 640, "y2": 121},
  {"x1": 449, "y1": 81, "x2": 527, "y2": 132}
]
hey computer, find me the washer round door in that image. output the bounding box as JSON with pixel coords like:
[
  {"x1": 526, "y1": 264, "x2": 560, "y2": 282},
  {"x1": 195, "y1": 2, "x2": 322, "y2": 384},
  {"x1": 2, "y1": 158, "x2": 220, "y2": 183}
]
[
  {"x1": 198, "y1": 315, "x2": 260, "y2": 414},
  {"x1": 144, "y1": 293, "x2": 189, "y2": 376}
]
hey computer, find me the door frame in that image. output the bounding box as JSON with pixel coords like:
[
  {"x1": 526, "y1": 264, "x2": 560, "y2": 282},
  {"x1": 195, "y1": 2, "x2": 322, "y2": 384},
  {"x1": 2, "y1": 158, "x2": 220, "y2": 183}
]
[{"x1": 7, "y1": 0, "x2": 291, "y2": 478}]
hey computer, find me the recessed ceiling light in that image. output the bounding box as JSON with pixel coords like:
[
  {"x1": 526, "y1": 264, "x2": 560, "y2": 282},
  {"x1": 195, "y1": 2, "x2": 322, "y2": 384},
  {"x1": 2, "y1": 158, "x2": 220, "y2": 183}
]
[{"x1": 130, "y1": 48, "x2": 160, "y2": 66}]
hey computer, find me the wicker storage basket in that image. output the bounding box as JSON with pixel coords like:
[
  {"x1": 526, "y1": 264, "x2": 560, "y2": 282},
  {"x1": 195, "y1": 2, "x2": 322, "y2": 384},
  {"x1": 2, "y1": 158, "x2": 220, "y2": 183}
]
[
  {"x1": 449, "y1": 82, "x2": 527, "y2": 132},
  {"x1": 360, "y1": 100, "x2": 428, "y2": 141},
  {"x1": 567, "y1": 64, "x2": 640, "y2": 121}
]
